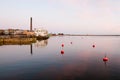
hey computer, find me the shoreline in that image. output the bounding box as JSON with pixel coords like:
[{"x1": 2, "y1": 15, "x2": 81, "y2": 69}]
[{"x1": 64, "y1": 34, "x2": 120, "y2": 36}]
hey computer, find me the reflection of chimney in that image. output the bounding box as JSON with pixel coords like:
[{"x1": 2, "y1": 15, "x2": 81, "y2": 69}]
[
  {"x1": 30, "y1": 44, "x2": 33, "y2": 55},
  {"x1": 30, "y1": 17, "x2": 32, "y2": 31}
]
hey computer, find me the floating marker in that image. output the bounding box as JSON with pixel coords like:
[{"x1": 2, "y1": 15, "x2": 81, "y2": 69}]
[
  {"x1": 103, "y1": 57, "x2": 109, "y2": 61},
  {"x1": 61, "y1": 50, "x2": 64, "y2": 54},
  {"x1": 61, "y1": 44, "x2": 64, "y2": 47},
  {"x1": 92, "y1": 45, "x2": 95, "y2": 48}
]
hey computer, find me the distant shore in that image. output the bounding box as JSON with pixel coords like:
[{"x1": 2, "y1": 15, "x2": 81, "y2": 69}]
[
  {"x1": 64, "y1": 34, "x2": 120, "y2": 36},
  {"x1": 1, "y1": 34, "x2": 120, "y2": 45}
]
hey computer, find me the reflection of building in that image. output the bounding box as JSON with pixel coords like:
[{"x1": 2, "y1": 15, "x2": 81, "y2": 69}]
[
  {"x1": 30, "y1": 44, "x2": 33, "y2": 55},
  {"x1": 34, "y1": 28, "x2": 48, "y2": 37},
  {"x1": 34, "y1": 40, "x2": 48, "y2": 47}
]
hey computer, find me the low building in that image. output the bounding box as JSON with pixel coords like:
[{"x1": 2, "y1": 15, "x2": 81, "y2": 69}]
[
  {"x1": 14, "y1": 29, "x2": 23, "y2": 35},
  {"x1": 23, "y1": 30, "x2": 35, "y2": 36},
  {"x1": 58, "y1": 33, "x2": 64, "y2": 35},
  {"x1": 4, "y1": 29, "x2": 9, "y2": 35},
  {"x1": 0, "y1": 29, "x2": 4, "y2": 35},
  {"x1": 8, "y1": 29, "x2": 14, "y2": 35},
  {"x1": 34, "y1": 28, "x2": 48, "y2": 36}
]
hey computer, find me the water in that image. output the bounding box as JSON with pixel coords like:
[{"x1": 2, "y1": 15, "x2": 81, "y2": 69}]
[{"x1": 0, "y1": 36, "x2": 120, "y2": 80}]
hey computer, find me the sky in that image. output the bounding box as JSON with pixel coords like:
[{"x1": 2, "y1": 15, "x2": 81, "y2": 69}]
[{"x1": 0, "y1": 0, "x2": 120, "y2": 34}]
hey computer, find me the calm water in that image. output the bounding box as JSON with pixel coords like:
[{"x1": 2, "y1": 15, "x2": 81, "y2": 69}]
[{"x1": 0, "y1": 36, "x2": 120, "y2": 80}]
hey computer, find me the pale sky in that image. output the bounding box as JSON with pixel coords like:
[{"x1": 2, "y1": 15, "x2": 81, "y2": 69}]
[{"x1": 0, "y1": 0, "x2": 120, "y2": 34}]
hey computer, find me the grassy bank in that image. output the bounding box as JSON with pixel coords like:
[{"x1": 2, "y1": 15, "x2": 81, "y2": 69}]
[{"x1": 0, "y1": 38, "x2": 36, "y2": 45}]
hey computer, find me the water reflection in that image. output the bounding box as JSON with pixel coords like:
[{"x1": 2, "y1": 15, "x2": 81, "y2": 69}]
[
  {"x1": 61, "y1": 43, "x2": 65, "y2": 55},
  {"x1": 30, "y1": 44, "x2": 33, "y2": 55},
  {"x1": 103, "y1": 60, "x2": 108, "y2": 67},
  {"x1": 1, "y1": 36, "x2": 120, "y2": 80},
  {"x1": 30, "y1": 40, "x2": 48, "y2": 55},
  {"x1": 0, "y1": 38, "x2": 36, "y2": 46},
  {"x1": 34, "y1": 40, "x2": 48, "y2": 47}
]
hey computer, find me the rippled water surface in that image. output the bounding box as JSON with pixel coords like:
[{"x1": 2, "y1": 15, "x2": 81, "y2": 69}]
[{"x1": 0, "y1": 36, "x2": 120, "y2": 80}]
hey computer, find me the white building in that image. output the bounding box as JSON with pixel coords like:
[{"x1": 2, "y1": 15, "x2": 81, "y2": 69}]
[{"x1": 34, "y1": 28, "x2": 48, "y2": 36}]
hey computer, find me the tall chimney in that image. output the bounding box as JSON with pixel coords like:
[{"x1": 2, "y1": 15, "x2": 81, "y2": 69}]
[{"x1": 30, "y1": 17, "x2": 32, "y2": 31}]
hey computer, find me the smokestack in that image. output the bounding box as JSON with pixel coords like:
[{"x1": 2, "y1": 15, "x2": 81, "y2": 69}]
[{"x1": 30, "y1": 17, "x2": 32, "y2": 31}]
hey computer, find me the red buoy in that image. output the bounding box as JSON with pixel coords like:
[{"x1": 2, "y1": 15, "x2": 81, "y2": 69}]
[
  {"x1": 61, "y1": 44, "x2": 64, "y2": 47},
  {"x1": 61, "y1": 50, "x2": 64, "y2": 54},
  {"x1": 103, "y1": 57, "x2": 109, "y2": 61},
  {"x1": 70, "y1": 42, "x2": 72, "y2": 44},
  {"x1": 92, "y1": 45, "x2": 95, "y2": 48}
]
